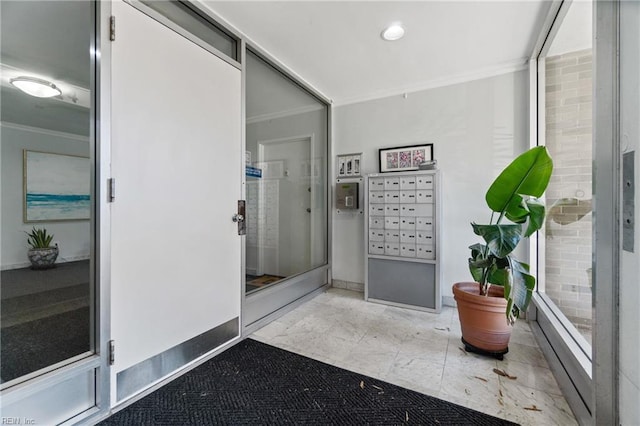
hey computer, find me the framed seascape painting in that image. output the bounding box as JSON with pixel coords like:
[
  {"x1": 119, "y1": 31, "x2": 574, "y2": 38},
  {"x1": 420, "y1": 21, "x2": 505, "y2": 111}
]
[
  {"x1": 23, "y1": 150, "x2": 90, "y2": 222},
  {"x1": 378, "y1": 143, "x2": 433, "y2": 173}
]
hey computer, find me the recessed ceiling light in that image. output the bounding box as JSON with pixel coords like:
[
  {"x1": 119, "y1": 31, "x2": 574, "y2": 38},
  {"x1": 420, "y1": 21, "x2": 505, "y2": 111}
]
[
  {"x1": 10, "y1": 76, "x2": 62, "y2": 98},
  {"x1": 381, "y1": 24, "x2": 405, "y2": 41}
]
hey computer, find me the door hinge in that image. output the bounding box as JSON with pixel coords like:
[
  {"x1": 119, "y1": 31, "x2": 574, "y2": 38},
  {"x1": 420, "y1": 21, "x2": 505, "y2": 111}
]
[
  {"x1": 107, "y1": 178, "x2": 116, "y2": 202},
  {"x1": 108, "y1": 340, "x2": 115, "y2": 365},
  {"x1": 110, "y1": 16, "x2": 116, "y2": 41},
  {"x1": 623, "y1": 151, "x2": 635, "y2": 252}
]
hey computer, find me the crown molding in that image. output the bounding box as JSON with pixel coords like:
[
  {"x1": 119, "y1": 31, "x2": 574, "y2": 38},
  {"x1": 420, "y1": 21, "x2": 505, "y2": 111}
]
[
  {"x1": 246, "y1": 104, "x2": 324, "y2": 124},
  {"x1": 0, "y1": 121, "x2": 89, "y2": 141},
  {"x1": 333, "y1": 58, "x2": 529, "y2": 107}
]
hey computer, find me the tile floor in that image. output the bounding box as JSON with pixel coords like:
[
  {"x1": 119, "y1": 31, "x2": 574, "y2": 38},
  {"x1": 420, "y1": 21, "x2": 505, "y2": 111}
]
[{"x1": 251, "y1": 288, "x2": 578, "y2": 426}]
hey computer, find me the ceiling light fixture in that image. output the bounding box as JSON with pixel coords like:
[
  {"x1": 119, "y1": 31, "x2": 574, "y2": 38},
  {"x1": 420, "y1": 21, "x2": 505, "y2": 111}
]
[
  {"x1": 381, "y1": 24, "x2": 405, "y2": 41},
  {"x1": 10, "y1": 76, "x2": 62, "y2": 98}
]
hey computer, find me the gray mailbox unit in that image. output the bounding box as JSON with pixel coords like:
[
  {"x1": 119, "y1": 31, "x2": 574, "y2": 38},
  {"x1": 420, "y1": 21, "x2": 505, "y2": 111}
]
[{"x1": 364, "y1": 170, "x2": 441, "y2": 312}]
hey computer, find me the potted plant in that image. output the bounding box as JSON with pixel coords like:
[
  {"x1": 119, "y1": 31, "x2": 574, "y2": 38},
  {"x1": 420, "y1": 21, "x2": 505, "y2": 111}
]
[
  {"x1": 453, "y1": 146, "x2": 553, "y2": 359},
  {"x1": 26, "y1": 227, "x2": 58, "y2": 269}
]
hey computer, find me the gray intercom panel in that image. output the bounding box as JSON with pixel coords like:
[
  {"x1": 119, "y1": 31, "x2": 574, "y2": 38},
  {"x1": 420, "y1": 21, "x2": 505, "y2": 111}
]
[{"x1": 336, "y1": 182, "x2": 359, "y2": 210}]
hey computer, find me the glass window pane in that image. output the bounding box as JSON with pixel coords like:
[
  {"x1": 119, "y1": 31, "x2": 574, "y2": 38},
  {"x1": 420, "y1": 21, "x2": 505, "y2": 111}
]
[
  {"x1": 541, "y1": 1, "x2": 593, "y2": 349},
  {"x1": 140, "y1": 0, "x2": 237, "y2": 61},
  {"x1": 245, "y1": 50, "x2": 328, "y2": 293},
  {"x1": 1, "y1": 0, "x2": 94, "y2": 386}
]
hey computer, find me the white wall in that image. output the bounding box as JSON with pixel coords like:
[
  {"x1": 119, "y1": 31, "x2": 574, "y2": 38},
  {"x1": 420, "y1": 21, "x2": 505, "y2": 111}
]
[
  {"x1": 1, "y1": 123, "x2": 90, "y2": 269},
  {"x1": 332, "y1": 70, "x2": 529, "y2": 302},
  {"x1": 619, "y1": 1, "x2": 640, "y2": 422}
]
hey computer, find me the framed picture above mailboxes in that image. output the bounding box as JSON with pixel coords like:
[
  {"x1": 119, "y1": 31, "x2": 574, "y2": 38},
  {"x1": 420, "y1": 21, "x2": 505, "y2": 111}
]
[{"x1": 378, "y1": 143, "x2": 433, "y2": 173}]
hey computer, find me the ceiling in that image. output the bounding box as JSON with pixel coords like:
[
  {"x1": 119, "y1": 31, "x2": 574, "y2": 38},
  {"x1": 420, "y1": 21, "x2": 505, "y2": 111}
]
[
  {"x1": 0, "y1": 1, "x2": 91, "y2": 136},
  {"x1": 204, "y1": 1, "x2": 553, "y2": 105},
  {"x1": 0, "y1": 1, "x2": 558, "y2": 136},
  {"x1": 547, "y1": 0, "x2": 592, "y2": 56}
]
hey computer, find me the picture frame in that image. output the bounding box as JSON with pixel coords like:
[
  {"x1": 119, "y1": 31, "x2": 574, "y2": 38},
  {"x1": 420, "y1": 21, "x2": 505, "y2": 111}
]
[
  {"x1": 336, "y1": 153, "x2": 362, "y2": 178},
  {"x1": 378, "y1": 143, "x2": 433, "y2": 173},
  {"x1": 23, "y1": 150, "x2": 91, "y2": 222}
]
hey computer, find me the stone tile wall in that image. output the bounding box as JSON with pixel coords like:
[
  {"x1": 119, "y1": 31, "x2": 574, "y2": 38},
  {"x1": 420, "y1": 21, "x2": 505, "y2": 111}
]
[{"x1": 544, "y1": 49, "x2": 593, "y2": 329}]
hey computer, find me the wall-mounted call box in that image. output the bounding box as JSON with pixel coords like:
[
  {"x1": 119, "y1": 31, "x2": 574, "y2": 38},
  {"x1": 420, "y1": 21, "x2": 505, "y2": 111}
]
[{"x1": 336, "y1": 182, "x2": 359, "y2": 210}]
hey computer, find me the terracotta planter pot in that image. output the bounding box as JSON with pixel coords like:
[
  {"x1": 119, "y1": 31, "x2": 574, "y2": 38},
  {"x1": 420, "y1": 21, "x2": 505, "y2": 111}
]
[{"x1": 452, "y1": 282, "x2": 512, "y2": 356}]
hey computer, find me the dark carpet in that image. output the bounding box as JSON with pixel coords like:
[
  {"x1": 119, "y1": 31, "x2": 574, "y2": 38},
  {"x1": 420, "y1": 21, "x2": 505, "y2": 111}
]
[
  {"x1": 99, "y1": 339, "x2": 517, "y2": 425},
  {"x1": 1, "y1": 260, "x2": 90, "y2": 299},
  {"x1": 1, "y1": 307, "x2": 90, "y2": 383}
]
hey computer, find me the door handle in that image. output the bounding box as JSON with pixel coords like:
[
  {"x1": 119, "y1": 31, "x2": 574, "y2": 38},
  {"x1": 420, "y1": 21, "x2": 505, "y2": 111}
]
[{"x1": 235, "y1": 201, "x2": 246, "y2": 235}]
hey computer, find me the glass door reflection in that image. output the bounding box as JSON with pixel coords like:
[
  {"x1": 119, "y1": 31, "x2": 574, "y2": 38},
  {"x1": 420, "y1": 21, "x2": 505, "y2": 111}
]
[
  {"x1": 1, "y1": 0, "x2": 94, "y2": 386},
  {"x1": 539, "y1": 0, "x2": 594, "y2": 353},
  {"x1": 244, "y1": 50, "x2": 328, "y2": 294}
]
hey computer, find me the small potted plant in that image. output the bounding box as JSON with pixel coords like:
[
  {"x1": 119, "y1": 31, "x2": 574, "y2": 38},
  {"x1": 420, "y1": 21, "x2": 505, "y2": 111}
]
[
  {"x1": 452, "y1": 146, "x2": 553, "y2": 358},
  {"x1": 26, "y1": 227, "x2": 58, "y2": 269}
]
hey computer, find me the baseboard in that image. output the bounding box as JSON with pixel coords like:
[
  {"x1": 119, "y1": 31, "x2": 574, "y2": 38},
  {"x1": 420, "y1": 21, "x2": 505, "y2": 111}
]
[
  {"x1": 1, "y1": 255, "x2": 90, "y2": 271},
  {"x1": 2, "y1": 262, "x2": 32, "y2": 271},
  {"x1": 442, "y1": 295, "x2": 456, "y2": 307},
  {"x1": 331, "y1": 279, "x2": 364, "y2": 293}
]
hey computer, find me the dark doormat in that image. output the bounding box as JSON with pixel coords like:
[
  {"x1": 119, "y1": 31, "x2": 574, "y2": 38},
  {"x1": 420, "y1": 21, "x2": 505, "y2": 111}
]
[
  {"x1": 1, "y1": 307, "x2": 90, "y2": 383},
  {"x1": 99, "y1": 339, "x2": 517, "y2": 425},
  {"x1": 246, "y1": 275, "x2": 283, "y2": 287}
]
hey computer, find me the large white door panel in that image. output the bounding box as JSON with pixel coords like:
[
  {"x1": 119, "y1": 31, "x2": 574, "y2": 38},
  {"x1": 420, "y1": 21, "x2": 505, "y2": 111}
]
[{"x1": 111, "y1": 1, "x2": 241, "y2": 374}]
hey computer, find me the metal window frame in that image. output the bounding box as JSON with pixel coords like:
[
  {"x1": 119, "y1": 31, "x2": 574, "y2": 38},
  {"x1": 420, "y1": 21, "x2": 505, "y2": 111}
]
[
  {"x1": 124, "y1": 0, "x2": 242, "y2": 70},
  {"x1": 0, "y1": 1, "x2": 109, "y2": 424},
  {"x1": 240, "y1": 45, "x2": 332, "y2": 330},
  {"x1": 527, "y1": 0, "x2": 620, "y2": 423},
  {"x1": 592, "y1": 1, "x2": 620, "y2": 424}
]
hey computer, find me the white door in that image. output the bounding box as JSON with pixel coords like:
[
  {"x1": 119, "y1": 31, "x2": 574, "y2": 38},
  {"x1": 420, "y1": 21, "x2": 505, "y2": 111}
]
[
  {"x1": 258, "y1": 136, "x2": 312, "y2": 277},
  {"x1": 110, "y1": 0, "x2": 242, "y2": 402}
]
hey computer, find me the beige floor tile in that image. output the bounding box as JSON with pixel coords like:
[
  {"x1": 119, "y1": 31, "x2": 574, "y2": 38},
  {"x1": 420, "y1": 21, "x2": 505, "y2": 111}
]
[
  {"x1": 251, "y1": 287, "x2": 577, "y2": 425},
  {"x1": 499, "y1": 377, "x2": 578, "y2": 425},
  {"x1": 384, "y1": 353, "x2": 445, "y2": 394},
  {"x1": 498, "y1": 358, "x2": 563, "y2": 395}
]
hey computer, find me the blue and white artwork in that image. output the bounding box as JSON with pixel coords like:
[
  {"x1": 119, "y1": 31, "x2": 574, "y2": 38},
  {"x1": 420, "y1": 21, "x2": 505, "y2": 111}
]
[{"x1": 24, "y1": 150, "x2": 90, "y2": 222}]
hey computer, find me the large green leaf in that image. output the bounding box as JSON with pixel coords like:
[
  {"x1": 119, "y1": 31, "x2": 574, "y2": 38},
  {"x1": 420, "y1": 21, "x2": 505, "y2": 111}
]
[
  {"x1": 487, "y1": 266, "x2": 509, "y2": 287},
  {"x1": 506, "y1": 259, "x2": 535, "y2": 323},
  {"x1": 468, "y1": 258, "x2": 487, "y2": 282},
  {"x1": 524, "y1": 199, "x2": 545, "y2": 237},
  {"x1": 472, "y1": 223, "x2": 521, "y2": 258},
  {"x1": 485, "y1": 146, "x2": 553, "y2": 215},
  {"x1": 504, "y1": 197, "x2": 528, "y2": 224},
  {"x1": 468, "y1": 243, "x2": 489, "y2": 282},
  {"x1": 469, "y1": 243, "x2": 485, "y2": 258}
]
